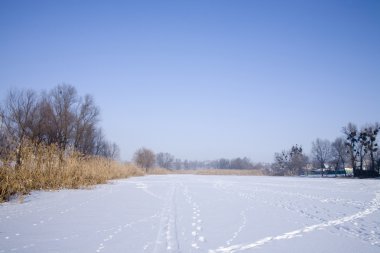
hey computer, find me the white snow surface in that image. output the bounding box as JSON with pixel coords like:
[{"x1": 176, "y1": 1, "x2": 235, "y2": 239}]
[{"x1": 1, "y1": 175, "x2": 380, "y2": 253}]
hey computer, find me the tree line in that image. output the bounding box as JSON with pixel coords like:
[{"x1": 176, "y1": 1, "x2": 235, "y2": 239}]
[
  {"x1": 133, "y1": 148, "x2": 263, "y2": 172},
  {"x1": 0, "y1": 85, "x2": 119, "y2": 166},
  {"x1": 272, "y1": 122, "x2": 380, "y2": 178}
]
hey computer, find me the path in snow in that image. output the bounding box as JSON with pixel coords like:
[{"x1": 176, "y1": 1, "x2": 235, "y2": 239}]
[{"x1": 1, "y1": 175, "x2": 380, "y2": 253}]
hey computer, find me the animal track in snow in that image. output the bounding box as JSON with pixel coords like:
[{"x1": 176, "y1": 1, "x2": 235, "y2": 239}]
[
  {"x1": 95, "y1": 213, "x2": 159, "y2": 253},
  {"x1": 183, "y1": 186, "x2": 206, "y2": 250}
]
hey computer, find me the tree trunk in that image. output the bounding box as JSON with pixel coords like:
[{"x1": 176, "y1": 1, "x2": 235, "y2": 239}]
[{"x1": 370, "y1": 152, "x2": 375, "y2": 172}]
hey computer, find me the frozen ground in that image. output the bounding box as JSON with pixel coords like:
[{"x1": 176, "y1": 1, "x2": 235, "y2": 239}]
[{"x1": 1, "y1": 175, "x2": 380, "y2": 253}]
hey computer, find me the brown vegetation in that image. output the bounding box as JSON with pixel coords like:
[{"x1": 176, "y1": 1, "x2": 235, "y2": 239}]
[{"x1": 0, "y1": 141, "x2": 143, "y2": 202}]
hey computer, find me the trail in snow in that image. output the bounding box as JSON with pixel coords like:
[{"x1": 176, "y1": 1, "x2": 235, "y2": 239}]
[
  {"x1": 209, "y1": 192, "x2": 380, "y2": 253},
  {"x1": 1, "y1": 175, "x2": 379, "y2": 253}
]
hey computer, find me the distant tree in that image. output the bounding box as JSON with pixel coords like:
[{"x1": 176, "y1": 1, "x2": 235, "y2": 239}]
[
  {"x1": 311, "y1": 138, "x2": 332, "y2": 176},
  {"x1": 289, "y1": 145, "x2": 308, "y2": 175},
  {"x1": 98, "y1": 141, "x2": 120, "y2": 160},
  {"x1": 341, "y1": 122, "x2": 380, "y2": 177},
  {"x1": 343, "y1": 122, "x2": 358, "y2": 175},
  {"x1": 230, "y1": 157, "x2": 253, "y2": 170},
  {"x1": 273, "y1": 145, "x2": 307, "y2": 176},
  {"x1": 331, "y1": 137, "x2": 347, "y2": 175},
  {"x1": 357, "y1": 130, "x2": 368, "y2": 171},
  {"x1": 251, "y1": 162, "x2": 265, "y2": 171},
  {"x1": 217, "y1": 158, "x2": 230, "y2": 169},
  {"x1": 183, "y1": 159, "x2": 190, "y2": 170},
  {"x1": 360, "y1": 123, "x2": 379, "y2": 174},
  {"x1": 174, "y1": 159, "x2": 182, "y2": 170},
  {"x1": 107, "y1": 142, "x2": 119, "y2": 160},
  {"x1": 188, "y1": 160, "x2": 201, "y2": 169},
  {"x1": 273, "y1": 150, "x2": 290, "y2": 175},
  {"x1": 133, "y1": 148, "x2": 155, "y2": 172},
  {"x1": 156, "y1": 152, "x2": 174, "y2": 169}
]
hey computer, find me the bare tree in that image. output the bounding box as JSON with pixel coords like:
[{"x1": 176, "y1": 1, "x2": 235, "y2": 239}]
[
  {"x1": 0, "y1": 85, "x2": 121, "y2": 161},
  {"x1": 156, "y1": 152, "x2": 174, "y2": 169},
  {"x1": 92, "y1": 128, "x2": 119, "y2": 159},
  {"x1": 375, "y1": 149, "x2": 380, "y2": 174},
  {"x1": 217, "y1": 158, "x2": 230, "y2": 169},
  {"x1": 133, "y1": 148, "x2": 155, "y2": 172},
  {"x1": 360, "y1": 123, "x2": 379, "y2": 173},
  {"x1": 1, "y1": 89, "x2": 38, "y2": 166},
  {"x1": 26, "y1": 95, "x2": 57, "y2": 146},
  {"x1": 92, "y1": 128, "x2": 107, "y2": 156},
  {"x1": 311, "y1": 138, "x2": 332, "y2": 176},
  {"x1": 343, "y1": 122, "x2": 358, "y2": 175},
  {"x1": 289, "y1": 145, "x2": 308, "y2": 175},
  {"x1": 357, "y1": 130, "x2": 368, "y2": 171},
  {"x1": 109, "y1": 143, "x2": 120, "y2": 160},
  {"x1": 73, "y1": 95, "x2": 100, "y2": 155},
  {"x1": 183, "y1": 159, "x2": 189, "y2": 169},
  {"x1": 0, "y1": 108, "x2": 12, "y2": 159},
  {"x1": 341, "y1": 122, "x2": 380, "y2": 177},
  {"x1": 99, "y1": 141, "x2": 120, "y2": 160},
  {"x1": 230, "y1": 157, "x2": 253, "y2": 170},
  {"x1": 48, "y1": 84, "x2": 78, "y2": 150},
  {"x1": 273, "y1": 145, "x2": 308, "y2": 176},
  {"x1": 273, "y1": 150, "x2": 290, "y2": 175},
  {"x1": 174, "y1": 159, "x2": 182, "y2": 170},
  {"x1": 331, "y1": 137, "x2": 347, "y2": 174}
]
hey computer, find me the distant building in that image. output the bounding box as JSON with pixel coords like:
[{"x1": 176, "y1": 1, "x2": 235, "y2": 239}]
[{"x1": 344, "y1": 167, "x2": 353, "y2": 176}]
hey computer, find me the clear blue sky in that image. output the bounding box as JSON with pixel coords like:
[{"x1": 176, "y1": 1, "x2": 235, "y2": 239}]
[{"x1": 1, "y1": 0, "x2": 379, "y2": 162}]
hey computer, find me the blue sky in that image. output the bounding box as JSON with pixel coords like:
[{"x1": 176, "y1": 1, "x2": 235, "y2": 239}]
[{"x1": 1, "y1": 0, "x2": 379, "y2": 162}]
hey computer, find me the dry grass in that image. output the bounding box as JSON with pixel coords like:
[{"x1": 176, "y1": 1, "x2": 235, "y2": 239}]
[
  {"x1": 147, "y1": 167, "x2": 173, "y2": 175},
  {"x1": 0, "y1": 142, "x2": 144, "y2": 202}
]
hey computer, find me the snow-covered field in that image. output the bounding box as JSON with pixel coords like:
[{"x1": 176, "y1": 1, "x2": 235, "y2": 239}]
[{"x1": 1, "y1": 175, "x2": 380, "y2": 253}]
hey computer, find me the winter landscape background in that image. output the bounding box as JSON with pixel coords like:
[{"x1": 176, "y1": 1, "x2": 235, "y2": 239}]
[{"x1": 1, "y1": 1, "x2": 380, "y2": 252}]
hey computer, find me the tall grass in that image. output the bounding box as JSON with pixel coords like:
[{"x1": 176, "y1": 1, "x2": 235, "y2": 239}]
[{"x1": 0, "y1": 142, "x2": 144, "y2": 202}]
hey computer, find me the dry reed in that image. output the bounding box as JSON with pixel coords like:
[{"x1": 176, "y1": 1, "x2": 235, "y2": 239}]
[
  {"x1": 0, "y1": 142, "x2": 144, "y2": 202},
  {"x1": 147, "y1": 167, "x2": 173, "y2": 175}
]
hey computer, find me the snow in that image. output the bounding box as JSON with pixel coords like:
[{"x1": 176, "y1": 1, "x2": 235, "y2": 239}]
[{"x1": 1, "y1": 175, "x2": 380, "y2": 253}]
